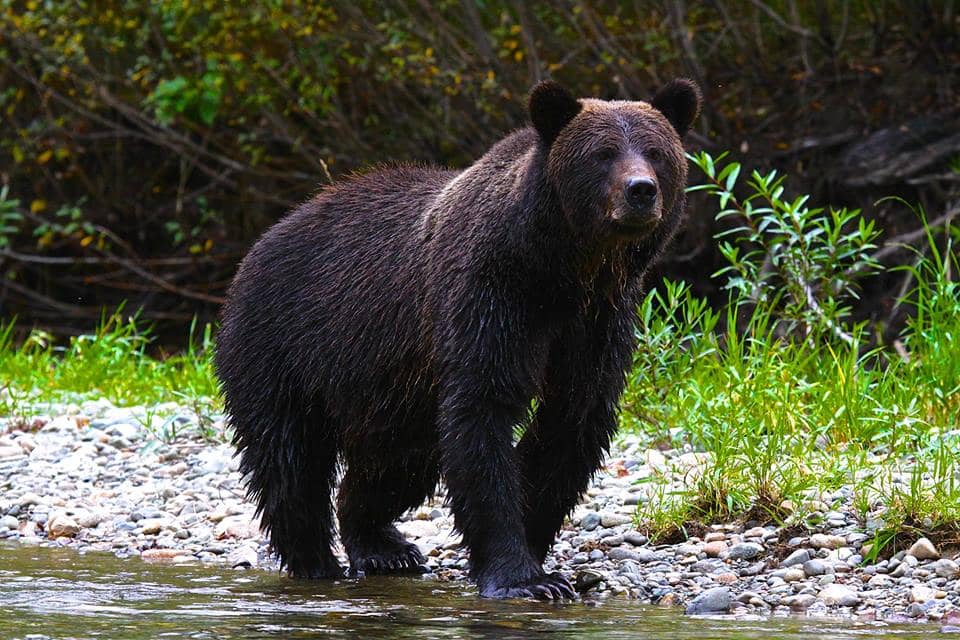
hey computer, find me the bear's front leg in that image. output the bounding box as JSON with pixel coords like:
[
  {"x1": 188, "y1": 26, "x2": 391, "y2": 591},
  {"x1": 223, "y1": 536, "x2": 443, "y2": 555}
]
[
  {"x1": 518, "y1": 304, "x2": 637, "y2": 564},
  {"x1": 438, "y1": 388, "x2": 575, "y2": 599},
  {"x1": 435, "y1": 291, "x2": 575, "y2": 600}
]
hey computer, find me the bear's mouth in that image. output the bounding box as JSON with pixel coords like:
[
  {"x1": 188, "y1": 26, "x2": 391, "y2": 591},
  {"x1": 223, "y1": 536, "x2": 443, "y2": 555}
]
[{"x1": 610, "y1": 215, "x2": 660, "y2": 238}]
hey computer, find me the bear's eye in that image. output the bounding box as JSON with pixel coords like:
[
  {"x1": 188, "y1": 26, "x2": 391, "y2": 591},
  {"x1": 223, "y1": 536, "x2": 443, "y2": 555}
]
[
  {"x1": 596, "y1": 148, "x2": 618, "y2": 163},
  {"x1": 645, "y1": 148, "x2": 664, "y2": 164}
]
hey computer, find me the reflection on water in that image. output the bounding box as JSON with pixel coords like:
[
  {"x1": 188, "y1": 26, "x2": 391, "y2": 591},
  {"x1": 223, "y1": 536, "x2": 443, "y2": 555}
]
[{"x1": 0, "y1": 543, "x2": 938, "y2": 639}]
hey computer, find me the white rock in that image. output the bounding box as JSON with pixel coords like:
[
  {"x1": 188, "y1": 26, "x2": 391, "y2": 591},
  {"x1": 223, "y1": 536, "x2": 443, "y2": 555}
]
[
  {"x1": 214, "y1": 515, "x2": 260, "y2": 540},
  {"x1": 909, "y1": 585, "x2": 936, "y2": 603},
  {"x1": 0, "y1": 444, "x2": 22, "y2": 459},
  {"x1": 934, "y1": 558, "x2": 959, "y2": 578},
  {"x1": 396, "y1": 519, "x2": 439, "y2": 539},
  {"x1": 46, "y1": 513, "x2": 80, "y2": 538},
  {"x1": 600, "y1": 512, "x2": 632, "y2": 527},
  {"x1": 809, "y1": 533, "x2": 846, "y2": 549},
  {"x1": 818, "y1": 583, "x2": 860, "y2": 607},
  {"x1": 907, "y1": 537, "x2": 940, "y2": 560}
]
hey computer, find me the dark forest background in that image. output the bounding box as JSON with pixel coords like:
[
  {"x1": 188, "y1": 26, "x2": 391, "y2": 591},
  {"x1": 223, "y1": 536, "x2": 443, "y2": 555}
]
[{"x1": 0, "y1": 1, "x2": 957, "y2": 348}]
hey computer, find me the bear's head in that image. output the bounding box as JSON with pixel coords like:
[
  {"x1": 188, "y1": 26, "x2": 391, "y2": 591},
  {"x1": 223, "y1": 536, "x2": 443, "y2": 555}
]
[{"x1": 529, "y1": 79, "x2": 701, "y2": 241}]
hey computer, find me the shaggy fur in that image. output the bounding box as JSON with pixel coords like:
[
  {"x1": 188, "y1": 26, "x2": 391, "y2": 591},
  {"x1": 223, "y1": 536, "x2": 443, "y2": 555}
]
[{"x1": 215, "y1": 79, "x2": 701, "y2": 599}]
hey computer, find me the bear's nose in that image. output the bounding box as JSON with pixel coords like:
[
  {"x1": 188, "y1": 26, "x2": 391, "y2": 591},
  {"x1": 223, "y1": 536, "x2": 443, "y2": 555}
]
[{"x1": 624, "y1": 176, "x2": 658, "y2": 210}]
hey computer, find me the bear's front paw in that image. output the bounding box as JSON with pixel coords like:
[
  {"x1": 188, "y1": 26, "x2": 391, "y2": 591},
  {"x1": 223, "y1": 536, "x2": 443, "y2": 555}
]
[
  {"x1": 351, "y1": 542, "x2": 427, "y2": 576},
  {"x1": 479, "y1": 572, "x2": 576, "y2": 600},
  {"x1": 286, "y1": 560, "x2": 345, "y2": 580}
]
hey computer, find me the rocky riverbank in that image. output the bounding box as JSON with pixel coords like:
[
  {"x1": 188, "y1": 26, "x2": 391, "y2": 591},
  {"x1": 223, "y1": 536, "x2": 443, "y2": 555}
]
[{"x1": 2, "y1": 400, "x2": 959, "y2": 630}]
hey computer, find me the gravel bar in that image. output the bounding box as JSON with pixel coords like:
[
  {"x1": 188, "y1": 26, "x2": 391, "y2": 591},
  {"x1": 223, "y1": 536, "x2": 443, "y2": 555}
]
[{"x1": 2, "y1": 400, "x2": 960, "y2": 630}]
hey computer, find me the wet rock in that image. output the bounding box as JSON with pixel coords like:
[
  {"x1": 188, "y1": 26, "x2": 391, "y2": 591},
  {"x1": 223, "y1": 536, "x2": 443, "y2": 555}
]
[
  {"x1": 684, "y1": 587, "x2": 731, "y2": 615},
  {"x1": 574, "y1": 569, "x2": 604, "y2": 593},
  {"x1": 703, "y1": 541, "x2": 727, "y2": 557},
  {"x1": 228, "y1": 544, "x2": 259, "y2": 568}
]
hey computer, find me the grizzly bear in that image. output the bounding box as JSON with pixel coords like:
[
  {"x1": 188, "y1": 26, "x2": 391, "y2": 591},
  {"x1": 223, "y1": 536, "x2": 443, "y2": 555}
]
[{"x1": 215, "y1": 78, "x2": 701, "y2": 599}]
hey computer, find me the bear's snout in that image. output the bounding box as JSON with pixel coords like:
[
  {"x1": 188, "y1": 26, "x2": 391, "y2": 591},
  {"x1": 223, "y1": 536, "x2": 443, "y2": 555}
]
[
  {"x1": 610, "y1": 167, "x2": 661, "y2": 234},
  {"x1": 624, "y1": 176, "x2": 658, "y2": 212}
]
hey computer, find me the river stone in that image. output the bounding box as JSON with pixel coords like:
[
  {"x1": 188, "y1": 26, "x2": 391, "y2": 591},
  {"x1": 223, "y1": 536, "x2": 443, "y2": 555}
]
[
  {"x1": 600, "y1": 512, "x2": 633, "y2": 527},
  {"x1": 574, "y1": 570, "x2": 604, "y2": 593},
  {"x1": 580, "y1": 512, "x2": 601, "y2": 531},
  {"x1": 715, "y1": 572, "x2": 737, "y2": 585},
  {"x1": 934, "y1": 558, "x2": 960, "y2": 578},
  {"x1": 17, "y1": 492, "x2": 43, "y2": 507},
  {"x1": 781, "y1": 549, "x2": 810, "y2": 567},
  {"x1": 819, "y1": 583, "x2": 860, "y2": 607},
  {"x1": 704, "y1": 541, "x2": 727, "y2": 557},
  {"x1": 0, "y1": 515, "x2": 18, "y2": 530},
  {"x1": 810, "y1": 533, "x2": 846, "y2": 549},
  {"x1": 214, "y1": 515, "x2": 260, "y2": 540},
  {"x1": 228, "y1": 544, "x2": 259, "y2": 568},
  {"x1": 785, "y1": 594, "x2": 817, "y2": 610},
  {"x1": 623, "y1": 532, "x2": 648, "y2": 546},
  {"x1": 139, "y1": 518, "x2": 170, "y2": 535},
  {"x1": 76, "y1": 511, "x2": 104, "y2": 529},
  {"x1": 0, "y1": 444, "x2": 22, "y2": 459},
  {"x1": 608, "y1": 548, "x2": 642, "y2": 562},
  {"x1": 46, "y1": 513, "x2": 80, "y2": 538},
  {"x1": 684, "y1": 587, "x2": 731, "y2": 615},
  {"x1": 908, "y1": 537, "x2": 940, "y2": 560},
  {"x1": 803, "y1": 559, "x2": 833, "y2": 577},
  {"x1": 727, "y1": 542, "x2": 763, "y2": 560},
  {"x1": 633, "y1": 548, "x2": 660, "y2": 563},
  {"x1": 910, "y1": 585, "x2": 936, "y2": 603},
  {"x1": 783, "y1": 568, "x2": 806, "y2": 582}
]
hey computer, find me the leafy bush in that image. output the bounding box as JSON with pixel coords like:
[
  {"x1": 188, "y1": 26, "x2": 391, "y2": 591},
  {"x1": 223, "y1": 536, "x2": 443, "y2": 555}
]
[{"x1": 0, "y1": 1, "x2": 956, "y2": 333}]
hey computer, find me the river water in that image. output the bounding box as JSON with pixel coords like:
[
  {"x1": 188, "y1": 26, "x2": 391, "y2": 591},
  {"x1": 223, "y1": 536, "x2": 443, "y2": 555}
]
[{"x1": 0, "y1": 543, "x2": 939, "y2": 639}]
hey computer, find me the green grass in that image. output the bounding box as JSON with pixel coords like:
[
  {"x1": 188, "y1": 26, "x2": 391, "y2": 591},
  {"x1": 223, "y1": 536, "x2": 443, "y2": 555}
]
[
  {"x1": 0, "y1": 311, "x2": 219, "y2": 431},
  {"x1": 623, "y1": 154, "x2": 960, "y2": 554}
]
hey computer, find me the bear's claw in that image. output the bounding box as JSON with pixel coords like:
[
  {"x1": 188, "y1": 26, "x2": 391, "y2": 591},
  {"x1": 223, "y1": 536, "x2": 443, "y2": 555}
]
[
  {"x1": 350, "y1": 541, "x2": 427, "y2": 576},
  {"x1": 480, "y1": 572, "x2": 576, "y2": 600}
]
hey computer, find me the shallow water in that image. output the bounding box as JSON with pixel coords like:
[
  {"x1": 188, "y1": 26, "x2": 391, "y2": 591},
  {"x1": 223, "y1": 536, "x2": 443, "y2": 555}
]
[{"x1": 0, "y1": 543, "x2": 939, "y2": 639}]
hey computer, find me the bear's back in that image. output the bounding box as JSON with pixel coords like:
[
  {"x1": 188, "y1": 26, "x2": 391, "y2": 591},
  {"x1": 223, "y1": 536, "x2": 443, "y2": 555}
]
[{"x1": 218, "y1": 164, "x2": 458, "y2": 420}]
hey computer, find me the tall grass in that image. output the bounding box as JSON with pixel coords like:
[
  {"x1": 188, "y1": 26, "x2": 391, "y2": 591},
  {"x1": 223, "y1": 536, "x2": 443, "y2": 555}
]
[{"x1": 626, "y1": 153, "x2": 960, "y2": 547}]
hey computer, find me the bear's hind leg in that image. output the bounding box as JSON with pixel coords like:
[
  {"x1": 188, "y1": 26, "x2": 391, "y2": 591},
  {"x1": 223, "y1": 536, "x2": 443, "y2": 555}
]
[
  {"x1": 337, "y1": 448, "x2": 439, "y2": 576},
  {"x1": 234, "y1": 406, "x2": 343, "y2": 579}
]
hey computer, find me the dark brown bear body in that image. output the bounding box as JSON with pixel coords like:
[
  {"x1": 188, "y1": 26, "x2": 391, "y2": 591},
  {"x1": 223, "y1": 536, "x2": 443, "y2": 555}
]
[{"x1": 215, "y1": 79, "x2": 701, "y2": 599}]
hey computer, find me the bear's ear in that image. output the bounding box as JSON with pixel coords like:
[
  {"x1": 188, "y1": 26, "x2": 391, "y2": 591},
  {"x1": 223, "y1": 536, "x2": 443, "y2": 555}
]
[
  {"x1": 529, "y1": 80, "x2": 582, "y2": 146},
  {"x1": 651, "y1": 78, "x2": 702, "y2": 137}
]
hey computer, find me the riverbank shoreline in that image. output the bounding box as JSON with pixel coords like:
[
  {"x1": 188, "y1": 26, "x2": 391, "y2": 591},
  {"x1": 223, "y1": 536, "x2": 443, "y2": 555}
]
[{"x1": 2, "y1": 400, "x2": 960, "y2": 631}]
